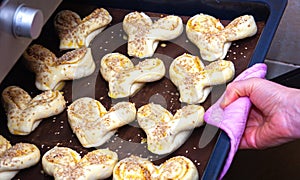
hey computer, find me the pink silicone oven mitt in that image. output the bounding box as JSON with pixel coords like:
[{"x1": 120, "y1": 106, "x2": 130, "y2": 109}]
[{"x1": 204, "y1": 63, "x2": 267, "y2": 179}]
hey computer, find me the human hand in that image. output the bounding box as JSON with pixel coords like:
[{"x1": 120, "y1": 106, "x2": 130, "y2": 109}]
[{"x1": 220, "y1": 78, "x2": 300, "y2": 149}]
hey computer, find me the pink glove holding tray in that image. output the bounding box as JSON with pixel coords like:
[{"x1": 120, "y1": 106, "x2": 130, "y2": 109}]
[{"x1": 204, "y1": 63, "x2": 267, "y2": 179}]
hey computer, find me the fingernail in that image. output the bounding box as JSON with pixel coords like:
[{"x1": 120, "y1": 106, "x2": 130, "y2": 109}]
[{"x1": 220, "y1": 98, "x2": 227, "y2": 109}]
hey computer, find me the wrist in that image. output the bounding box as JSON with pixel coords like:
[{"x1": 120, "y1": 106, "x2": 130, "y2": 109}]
[{"x1": 285, "y1": 87, "x2": 300, "y2": 139}]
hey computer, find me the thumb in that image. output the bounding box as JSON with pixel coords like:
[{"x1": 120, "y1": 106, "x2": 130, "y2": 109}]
[{"x1": 220, "y1": 78, "x2": 257, "y2": 108}]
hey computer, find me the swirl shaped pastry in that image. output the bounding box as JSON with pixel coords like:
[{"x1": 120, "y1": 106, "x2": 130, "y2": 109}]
[
  {"x1": 54, "y1": 8, "x2": 112, "y2": 49},
  {"x1": 67, "y1": 97, "x2": 136, "y2": 147},
  {"x1": 2, "y1": 86, "x2": 66, "y2": 135},
  {"x1": 156, "y1": 156, "x2": 199, "y2": 180},
  {"x1": 123, "y1": 11, "x2": 183, "y2": 58},
  {"x1": 42, "y1": 146, "x2": 118, "y2": 180},
  {"x1": 186, "y1": 13, "x2": 257, "y2": 61},
  {"x1": 169, "y1": 53, "x2": 235, "y2": 104},
  {"x1": 113, "y1": 155, "x2": 156, "y2": 180},
  {"x1": 0, "y1": 135, "x2": 40, "y2": 180},
  {"x1": 137, "y1": 103, "x2": 204, "y2": 155},
  {"x1": 23, "y1": 44, "x2": 96, "y2": 91},
  {"x1": 100, "y1": 53, "x2": 166, "y2": 98},
  {"x1": 113, "y1": 155, "x2": 198, "y2": 180}
]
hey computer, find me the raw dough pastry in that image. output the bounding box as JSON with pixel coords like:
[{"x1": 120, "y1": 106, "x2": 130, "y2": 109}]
[
  {"x1": 137, "y1": 103, "x2": 204, "y2": 154},
  {"x1": 186, "y1": 13, "x2": 257, "y2": 61},
  {"x1": 100, "y1": 52, "x2": 166, "y2": 98},
  {"x1": 2, "y1": 86, "x2": 66, "y2": 135},
  {"x1": 42, "y1": 146, "x2": 118, "y2": 180},
  {"x1": 67, "y1": 97, "x2": 136, "y2": 148},
  {"x1": 169, "y1": 53, "x2": 235, "y2": 104},
  {"x1": 23, "y1": 44, "x2": 95, "y2": 91},
  {"x1": 54, "y1": 8, "x2": 112, "y2": 50},
  {"x1": 0, "y1": 135, "x2": 40, "y2": 180},
  {"x1": 123, "y1": 11, "x2": 183, "y2": 58},
  {"x1": 113, "y1": 155, "x2": 198, "y2": 180}
]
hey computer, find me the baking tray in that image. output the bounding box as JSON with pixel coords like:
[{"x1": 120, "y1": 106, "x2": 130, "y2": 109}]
[{"x1": 0, "y1": 0, "x2": 287, "y2": 179}]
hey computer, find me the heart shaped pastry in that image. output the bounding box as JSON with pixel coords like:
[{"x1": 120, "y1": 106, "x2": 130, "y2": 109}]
[
  {"x1": 54, "y1": 8, "x2": 112, "y2": 50},
  {"x1": 123, "y1": 11, "x2": 183, "y2": 58},
  {"x1": 2, "y1": 86, "x2": 66, "y2": 135},
  {"x1": 23, "y1": 44, "x2": 96, "y2": 91},
  {"x1": 67, "y1": 97, "x2": 136, "y2": 148},
  {"x1": 169, "y1": 53, "x2": 235, "y2": 104},
  {"x1": 186, "y1": 13, "x2": 257, "y2": 61},
  {"x1": 113, "y1": 155, "x2": 199, "y2": 180},
  {"x1": 0, "y1": 135, "x2": 40, "y2": 180},
  {"x1": 100, "y1": 53, "x2": 166, "y2": 98},
  {"x1": 42, "y1": 146, "x2": 118, "y2": 179},
  {"x1": 137, "y1": 103, "x2": 204, "y2": 155}
]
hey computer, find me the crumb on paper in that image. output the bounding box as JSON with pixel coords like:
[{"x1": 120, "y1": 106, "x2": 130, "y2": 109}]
[
  {"x1": 160, "y1": 43, "x2": 167, "y2": 48},
  {"x1": 141, "y1": 137, "x2": 147, "y2": 144}
]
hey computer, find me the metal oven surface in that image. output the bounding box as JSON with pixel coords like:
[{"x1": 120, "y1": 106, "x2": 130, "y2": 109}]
[
  {"x1": 0, "y1": 0, "x2": 287, "y2": 179},
  {"x1": 0, "y1": 0, "x2": 62, "y2": 83}
]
